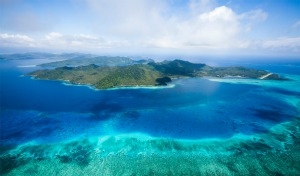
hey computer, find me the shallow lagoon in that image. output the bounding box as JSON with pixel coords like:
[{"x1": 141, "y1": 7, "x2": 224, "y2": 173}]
[{"x1": 0, "y1": 59, "x2": 300, "y2": 175}]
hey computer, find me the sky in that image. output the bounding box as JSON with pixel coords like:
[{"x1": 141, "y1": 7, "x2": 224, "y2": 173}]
[{"x1": 0, "y1": 0, "x2": 300, "y2": 57}]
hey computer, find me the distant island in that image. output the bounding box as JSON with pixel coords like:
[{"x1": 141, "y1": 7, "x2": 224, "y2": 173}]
[{"x1": 29, "y1": 57, "x2": 283, "y2": 89}]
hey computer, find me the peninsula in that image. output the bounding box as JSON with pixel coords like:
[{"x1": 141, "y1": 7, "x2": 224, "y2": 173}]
[{"x1": 29, "y1": 59, "x2": 283, "y2": 89}]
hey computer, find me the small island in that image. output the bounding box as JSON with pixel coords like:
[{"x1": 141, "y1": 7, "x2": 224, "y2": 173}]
[{"x1": 29, "y1": 59, "x2": 284, "y2": 89}]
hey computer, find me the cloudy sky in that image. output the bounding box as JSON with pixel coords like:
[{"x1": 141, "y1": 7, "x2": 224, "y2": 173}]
[{"x1": 0, "y1": 0, "x2": 299, "y2": 57}]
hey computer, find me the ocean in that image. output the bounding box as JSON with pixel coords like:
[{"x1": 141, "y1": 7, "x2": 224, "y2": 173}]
[{"x1": 0, "y1": 58, "x2": 300, "y2": 175}]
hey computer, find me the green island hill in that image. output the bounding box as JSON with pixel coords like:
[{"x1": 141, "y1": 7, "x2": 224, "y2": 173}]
[{"x1": 29, "y1": 59, "x2": 284, "y2": 89}]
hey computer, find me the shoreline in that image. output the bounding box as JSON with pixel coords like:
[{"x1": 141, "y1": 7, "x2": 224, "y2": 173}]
[
  {"x1": 29, "y1": 74, "x2": 294, "y2": 91},
  {"x1": 62, "y1": 82, "x2": 175, "y2": 91},
  {"x1": 31, "y1": 76, "x2": 177, "y2": 91}
]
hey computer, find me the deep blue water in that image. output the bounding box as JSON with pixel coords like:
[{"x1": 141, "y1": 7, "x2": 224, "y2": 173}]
[{"x1": 0, "y1": 59, "x2": 299, "y2": 146}]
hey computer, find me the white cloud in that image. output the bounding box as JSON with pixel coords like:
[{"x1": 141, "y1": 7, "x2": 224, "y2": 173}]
[
  {"x1": 239, "y1": 9, "x2": 268, "y2": 32},
  {"x1": 84, "y1": 0, "x2": 168, "y2": 39},
  {"x1": 0, "y1": 32, "x2": 114, "y2": 52},
  {"x1": 82, "y1": 0, "x2": 269, "y2": 51},
  {"x1": 239, "y1": 9, "x2": 268, "y2": 22},
  {"x1": 45, "y1": 32, "x2": 63, "y2": 40},
  {"x1": 44, "y1": 32, "x2": 109, "y2": 49},
  {"x1": 155, "y1": 6, "x2": 241, "y2": 49},
  {"x1": 5, "y1": 1, "x2": 296, "y2": 55},
  {"x1": 0, "y1": 33, "x2": 36, "y2": 47},
  {"x1": 262, "y1": 37, "x2": 300, "y2": 52},
  {"x1": 83, "y1": 0, "x2": 243, "y2": 49}
]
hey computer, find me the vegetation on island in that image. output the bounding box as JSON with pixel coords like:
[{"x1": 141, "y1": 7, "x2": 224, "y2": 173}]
[
  {"x1": 29, "y1": 59, "x2": 283, "y2": 89},
  {"x1": 30, "y1": 64, "x2": 163, "y2": 89}
]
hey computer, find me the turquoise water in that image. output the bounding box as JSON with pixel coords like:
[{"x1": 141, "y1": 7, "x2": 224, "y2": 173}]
[{"x1": 0, "y1": 59, "x2": 300, "y2": 175}]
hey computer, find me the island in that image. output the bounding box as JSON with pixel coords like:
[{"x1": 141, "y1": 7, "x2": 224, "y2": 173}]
[{"x1": 29, "y1": 59, "x2": 284, "y2": 89}]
